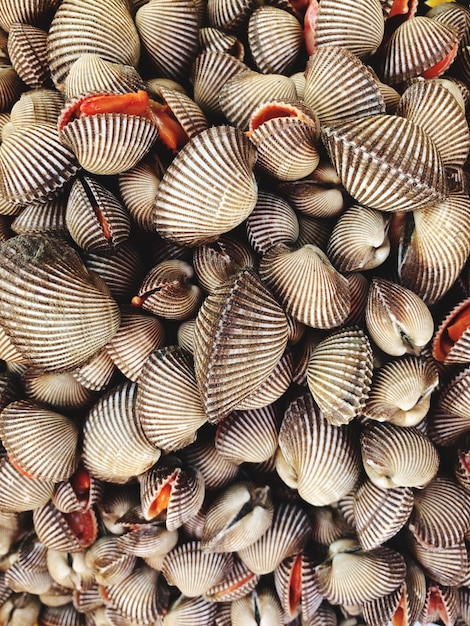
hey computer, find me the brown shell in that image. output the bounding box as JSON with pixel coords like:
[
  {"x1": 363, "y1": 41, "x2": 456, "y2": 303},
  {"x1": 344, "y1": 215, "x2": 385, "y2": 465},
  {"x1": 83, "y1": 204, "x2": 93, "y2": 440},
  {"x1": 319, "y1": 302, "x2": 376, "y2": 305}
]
[
  {"x1": 207, "y1": 0, "x2": 260, "y2": 33},
  {"x1": 198, "y1": 26, "x2": 244, "y2": 60},
  {"x1": 11, "y1": 196, "x2": 68, "y2": 237},
  {"x1": 0, "y1": 65, "x2": 24, "y2": 112},
  {"x1": 432, "y1": 297, "x2": 470, "y2": 365},
  {"x1": 246, "y1": 190, "x2": 299, "y2": 254},
  {"x1": 7, "y1": 24, "x2": 51, "y2": 88},
  {"x1": 428, "y1": 367, "x2": 470, "y2": 446},
  {"x1": 274, "y1": 551, "x2": 323, "y2": 622},
  {"x1": 231, "y1": 586, "x2": 284, "y2": 626},
  {"x1": 33, "y1": 501, "x2": 97, "y2": 552},
  {"x1": 0, "y1": 456, "x2": 55, "y2": 512},
  {"x1": 204, "y1": 555, "x2": 259, "y2": 602},
  {"x1": 119, "y1": 160, "x2": 161, "y2": 232},
  {"x1": 9, "y1": 89, "x2": 64, "y2": 128},
  {"x1": 407, "y1": 533, "x2": 468, "y2": 587}
]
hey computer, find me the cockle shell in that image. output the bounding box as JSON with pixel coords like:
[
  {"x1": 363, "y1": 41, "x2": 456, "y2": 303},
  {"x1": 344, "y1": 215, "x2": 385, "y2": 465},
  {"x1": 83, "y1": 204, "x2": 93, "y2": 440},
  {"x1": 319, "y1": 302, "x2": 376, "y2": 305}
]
[
  {"x1": 9, "y1": 89, "x2": 64, "y2": 129},
  {"x1": 236, "y1": 347, "x2": 293, "y2": 410},
  {"x1": 7, "y1": 24, "x2": 50, "y2": 89},
  {"x1": 246, "y1": 190, "x2": 299, "y2": 254},
  {"x1": 428, "y1": 367, "x2": 470, "y2": 447},
  {"x1": 274, "y1": 551, "x2": 323, "y2": 623},
  {"x1": 0, "y1": 65, "x2": 24, "y2": 112},
  {"x1": 52, "y1": 464, "x2": 102, "y2": 513},
  {"x1": 0, "y1": 456, "x2": 55, "y2": 513},
  {"x1": 71, "y1": 346, "x2": 115, "y2": 392},
  {"x1": 155, "y1": 125, "x2": 258, "y2": 246},
  {"x1": 179, "y1": 437, "x2": 239, "y2": 490},
  {"x1": 156, "y1": 84, "x2": 209, "y2": 142},
  {"x1": 0, "y1": 235, "x2": 120, "y2": 371},
  {"x1": 433, "y1": 297, "x2": 470, "y2": 364},
  {"x1": 33, "y1": 501, "x2": 97, "y2": 552},
  {"x1": 164, "y1": 595, "x2": 218, "y2": 626},
  {"x1": 231, "y1": 586, "x2": 284, "y2": 626},
  {"x1": 207, "y1": 0, "x2": 259, "y2": 33},
  {"x1": 407, "y1": 532, "x2": 468, "y2": 587},
  {"x1": 204, "y1": 556, "x2": 259, "y2": 603},
  {"x1": 0, "y1": 0, "x2": 60, "y2": 32},
  {"x1": 119, "y1": 160, "x2": 161, "y2": 232},
  {"x1": 198, "y1": 26, "x2": 244, "y2": 60},
  {"x1": 11, "y1": 196, "x2": 68, "y2": 237}
]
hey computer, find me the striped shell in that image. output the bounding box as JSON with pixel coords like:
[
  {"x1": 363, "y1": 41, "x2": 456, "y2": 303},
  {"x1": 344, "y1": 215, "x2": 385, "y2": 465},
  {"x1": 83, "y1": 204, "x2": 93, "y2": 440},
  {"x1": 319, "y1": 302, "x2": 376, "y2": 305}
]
[
  {"x1": 407, "y1": 533, "x2": 468, "y2": 587},
  {"x1": 119, "y1": 160, "x2": 161, "y2": 232},
  {"x1": 433, "y1": 297, "x2": 470, "y2": 364},
  {"x1": 0, "y1": 0, "x2": 60, "y2": 32},
  {"x1": 9, "y1": 89, "x2": 63, "y2": 128},
  {"x1": 104, "y1": 564, "x2": 163, "y2": 624},
  {"x1": 207, "y1": 0, "x2": 260, "y2": 33},
  {"x1": 21, "y1": 368, "x2": 93, "y2": 409},
  {"x1": 0, "y1": 457, "x2": 55, "y2": 512},
  {"x1": 33, "y1": 501, "x2": 97, "y2": 552},
  {"x1": 155, "y1": 125, "x2": 258, "y2": 246},
  {"x1": 180, "y1": 436, "x2": 239, "y2": 490},
  {"x1": 164, "y1": 595, "x2": 218, "y2": 626},
  {"x1": 0, "y1": 65, "x2": 24, "y2": 112},
  {"x1": 204, "y1": 556, "x2": 259, "y2": 602},
  {"x1": 7, "y1": 24, "x2": 50, "y2": 89},
  {"x1": 246, "y1": 190, "x2": 299, "y2": 254},
  {"x1": 198, "y1": 27, "x2": 244, "y2": 60},
  {"x1": 71, "y1": 346, "x2": 115, "y2": 392},
  {"x1": 231, "y1": 587, "x2": 284, "y2": 626},
  {"x1": 11, "y1": 196, "x2": 68, "y2": 237},
  {"x1": 85, "y1": 536, "x2": 136, "y2": 586},
  {"x1": 274, "y1": 551, "x2": 323, "y2": 622},
  {"x1": 428, "y1": 367, "x2": 470, "y2": 447}
]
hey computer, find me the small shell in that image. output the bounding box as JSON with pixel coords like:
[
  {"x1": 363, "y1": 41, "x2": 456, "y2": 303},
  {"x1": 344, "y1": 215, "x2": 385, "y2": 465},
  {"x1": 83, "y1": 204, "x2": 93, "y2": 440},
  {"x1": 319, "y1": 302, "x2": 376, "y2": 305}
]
[
  {"x1": 307, "y1": 326, "x2": 373, "y2": 426},
  {"x1": 52, "y1": 464, "x2": 102, "y2": 513},
  {"x1": 157, "y1": 84, "x2": 209, "y2": 142},
  {"x1": 236, "y1": 348, "x2": 293, "y2": 411},
  {"x1": 231, "y1": 587, "x2": 284, "y2": 626},
  {"x1": 0, "y1": 457, "x2": 55, "y2": 512},
  {"x1": 11, "y1": 196, "x2": 68, "y2": 237},
  {"x1": 204, "y1": 556, "x2": 259, "y2": 602},
  {"x1": 274, "y1": 551, "x2": 322, "y2": 622},
  {"x1": 103, "y1": 564, "x2": 163, "y2": 624},
  {"x1": 422, "y1": 581, "x2": 459, "y2": 626},
  {"x1": 433, "y1": 297, "x2": 470, "y2": 364},
  {"x1": 365, "y1": 277, "x2": 434, "y2": 356},
  {"x1": 7, "y1": 24, "x2": 50, "y2": 88},
  {"x1": 246, "y1": 190, "x2": 299, "y2": 254},
  {"x1": 277, "y1": 178, "x2": 345, "y2": 221},
  {"x1": 21, "y1": 368, "x2": 93, "y2": 410},
  {"x1": 177, "y1": 319, "x2": 196, "y2": 354},
  {"x1": 0, "y1": 65, "x2": 24, "y2": 112},
  {"x1": 361, "y1": 422, "x2": 439, "y2": 489},
  {"x1": 198, "y1": 27, "x2": 244, "y2": 60},
  {"x1": 309, "y1": 506, "x2": 355, "y2": 546},
  {"x1": 85, "y1": 536, "x2": 137, "y2": 586},
  {"x1": 119, "y1": 160, "x2": 161, "y2": 232},
  {"x1": 117, "y1": 524, "x2": 178, "y2": 560},
  {"x1": 179, "y1": 437, "x2": 239, "y2": 490},
  {"x1": 71, "y1": 346, "x2": 115, "y2": 392},
  {"x1": 33, "y1": 501, "x2": 97, "y2": 552}
]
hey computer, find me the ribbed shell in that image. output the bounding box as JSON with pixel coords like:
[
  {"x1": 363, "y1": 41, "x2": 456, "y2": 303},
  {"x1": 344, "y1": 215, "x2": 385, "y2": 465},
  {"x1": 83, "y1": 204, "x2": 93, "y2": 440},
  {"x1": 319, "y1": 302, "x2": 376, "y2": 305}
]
[
  {"x1": 33, "y1": 501, "x2": 97, "y2": 552},
  {"x1": 136, "y1": 346, "x2": 207, "y2": 451},
  {"x1": 162, "y1": 540, "x2": 233, "y2": 597},
  {"x1": 433, "y1": 297, "x2": 470, "y2": 364},
  {"x1": 71, "y1": 346, "x2": 115, "y2": 392},
  {"x1": 52, "y1": 466, "x2": 102, "y2": 513},
  {"x1": 0, "y1": 65, "x2": 24, "y2": 112},
  {"x1": 155, "y1": 125, "x2": 257, "y2": 246},
  {"x1": 322, "y1": 114, "x2": 448, "y2": 213},
  {"x1": 0, "y1": 457, "x2": 55, "y2": 512},
  {"x1": 82, "y1": 381, "x2": 160, "y2": 483},
  {"x1": 314, "y1": 0, "x2": 384, "y2": 59},
  {"x1": 315, "y1": 542, "x2": 406, "y2": 606},
  {"x1": 103, "y1": 564, "x2": 161, "y2": 624},
  {"x1": 9, "y1": 89, "x2": 64, "y2": 128},
  {"x1": 277, "y1": 179, "x2": 345, "y2": 220},
  {"x1": 119, "y1": 160, "x2": 160, "y2": 232},
  {"x1": 237, "y1": 501, "x2": 311, "y2": 575},
  {"x1": 246, "y1": 190, "x2": 299, "y2": 254},
  {"x1": 0, "y1": 124, "x2": 79, "y2": 204},
  {"x1": 428, "y1": 367, "x2": 470, "y2": 446},
  {"x1": 277, "y1": 393, "x2": 361, "y2": 505},
  {"x1": 47, "y1": 0, "x2": 140, "y2": 88},
  {"x1": 361, "y1": 422, "x2": 439, "y2": 489},
  {"x1": 259, "y1": 244, "x2": 350, "y2": 329},
  {"x1": 396, "y1": 80, "x2": 470, "y2": 169},
  {"x1": 306, "y1": 326, "x2": 373, "y2": 426},
  {"x1": 236, "y1": 348, "x2": 293, "y2": 410},
  {"x1": 5, "y1": 561, "x2": 52, "y2": 596},
  {"x1": 84, "y1": 536, "x2": 136, "y2": 585},
  {"x1": 309, "y1": 505, "x2": 355, "y2": 546},
  {"x1": 118, "y1": 524, "x2": 178, "y2": 560},
  {"x1": 198, "y1": 26, "x2": 244, "y2": 59},
  {"x1": 59, "y1": 111, "x2": 159, "y2": 176},
  {"x1": 106, "y1": 311, "x2": 165, "y2": 383},
  {"x1": 215, "y1": 404, "x2": 279, "y2": 464},
  {"x1": 193, "y1": 268, "x2": 289, "y2": 423},
  {"x1": 365, "y1": 277, "x2": 434, "y2": 356},
  {"x1": 363, "y1": 355, "x2": 439, "y2": 427},
  {"x1": 7, "y1": 24, "x2": 50, "y2": 88},
  {"x1": 274, "y1": 551, "x2": 322, "y2": 622},
  {"x1": 231, "y1": 587, "x2": 284, "y2": 626},
  {"x1": 248, "y1": 6, "x2": 303, "y2": 75},
  {"x1": 354, "y1": 480, "x2": 414, "y2": 550},
  {"x1": 38, "y1": 604, "x2": 83, "y2": 626},
  {"x1": 0, "y1": 0, "x2": 60, "y2": 31},
  {"x1": 136, "y1": 0, "x2": 199, "y2": 83},
  {"x1": 164, "y1": 595, "x2": 218, "y2": 626},
  {"x1": 158, "y1": 85, "x2": 209, "y2": 141},
  {"x1": 382, "y1": 16, "x2": 459, "y2": 84},
  {"x1": 304, "y1": 46, "x2": 385, "y2": 128},
  {"x1": 207, "y1": 0, "x2": 259, "y2": 32},
  {"x1": 204, "y1": 556, "x2": 259, "y2": 602},
  {"x1": 422, "y1": 582, "x2": 459, "y2": 626},
  {"x1": 408, "y1": 533, "x2": 468, "y2": 587},
  {"x1": 179, "y1": 437, "x2": 239, "y2": 490},
  {"x1": 11, "y1": 196, "x2": 68, "y2": 237}
]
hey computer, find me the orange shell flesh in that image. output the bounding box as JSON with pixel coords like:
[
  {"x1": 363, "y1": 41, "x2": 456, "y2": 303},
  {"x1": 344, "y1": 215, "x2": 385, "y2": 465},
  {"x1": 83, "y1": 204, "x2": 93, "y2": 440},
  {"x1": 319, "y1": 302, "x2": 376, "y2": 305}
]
[
  {"x1": 147, "y1": 480, "x2": 173, "y2": 518},
  {"x1": 434, "y1": 302, "x2": 470, "y2": 361},
  {"x1": 289, "y1": 553, "x2": 303, "y2": 614},
  {"x1": 420, "y1": 43, "x2": 458, "y2": 79},
  {"x1": 65, "y1": 509, "x2": 97, "y2": 547}
]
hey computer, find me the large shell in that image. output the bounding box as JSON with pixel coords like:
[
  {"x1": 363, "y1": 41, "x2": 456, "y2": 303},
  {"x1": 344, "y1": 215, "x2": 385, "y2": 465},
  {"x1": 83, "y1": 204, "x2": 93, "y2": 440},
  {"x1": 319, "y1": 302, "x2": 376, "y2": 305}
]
[
  {"x1": 407, "y1": 533, "x2": 468, "y2": 587},
  {"x1": 193, "y1": 268, "x2": 289, "y2": 423},
  {"x1": 306, "y1": 326, "x2": 373, "y2": 426},
  {"x1": 71, "y1": 346, "x2": 115, "y2": 392},
  {"x1": 322, "y1": 114, "x2": 448, "y2": 213},
  {"x1": 11, "y1": 196, "x2": 68, "y2": 237},
  {"x1": 277, "y1": 393, "x2": 361, "y2": 506},
  {"x1": 155, "y1": 125, "x2": 257, "y2": 246},
  {"x1": 0, "y1": 65, "x2": 24, "y2": 112},
  {"x1": 259, "y1": 244, "x2": 350, "y2": 329},
  {"x1": 22, "y1": 368, "x2": 93, "y2": 410},
  {"x1": 0, "y1": 235, "x2": 120, "y2": 371},
  {"x1": 7, "y1": 24, "x2": 50, "y2": 89},
  {"x1": 360, "y1": 422, "x2": 439, "y2": 489},
  {"x1": 236, "y1": 347, "x2": 293, "y2": 410}
]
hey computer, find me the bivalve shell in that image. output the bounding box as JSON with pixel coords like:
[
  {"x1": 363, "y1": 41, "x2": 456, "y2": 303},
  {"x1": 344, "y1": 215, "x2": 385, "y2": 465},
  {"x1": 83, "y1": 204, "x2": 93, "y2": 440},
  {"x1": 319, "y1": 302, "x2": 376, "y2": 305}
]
[
  {"x1": 0, "y1": 0, "x2": 60, "y2": 32},
  {"x1": 179, "y1": 437, "x2": 239, "y2": 490},
  {"x1": 119, "y1": 160, "x2": 161, "y2": 232},
  {"x1": 9, "y1": 89, "x2": 64, "y2": 128},
  {"x1": 207, "y1": 0, "x2": 259, "y2": 33},
  {"x1": 11, "y1": 196, "x2": 68, "y2": 237},
  {"x1": 204, "y1": 556, "x2": 259, "y2": 603},
  {"x1": 33, "y1": 501, "x2": 97, "y2": 552},
  {"x1": 0, "y1": 457, "x2": 55, "y2": 512},
  {"x1": 428, "y1": 367, "x2": 470, "y2": 447},
  {"x1": 7, "y1": 24, "x2": 50, "y2": 89},
  {"x1": 0, "y1": 65, "x2": 24, "y2": 112},
  {"x1": 407, "y1": 533, "x2": 468, "y2": 587},
  {"x1": 274, "y1": 551, "x2": 323, "y2": 623},
  {"x1": 433, "y1": 297, "x2": 470, "y2": 364},
  {"x1": 246, "y1": 190, "x2": 299, "y2": 254},
  {"x1": 164, "y1": 595, "x2": 218, "y2": 626},
  {"x1": 85, "y1": 536, "x2": 136, "y2": 586},
  {"x1": 22, "y1": 368, "x2": 94, "y2": 410},
  {"x1": 231, "y1": 587, "x2": 284, "y2": 626}
]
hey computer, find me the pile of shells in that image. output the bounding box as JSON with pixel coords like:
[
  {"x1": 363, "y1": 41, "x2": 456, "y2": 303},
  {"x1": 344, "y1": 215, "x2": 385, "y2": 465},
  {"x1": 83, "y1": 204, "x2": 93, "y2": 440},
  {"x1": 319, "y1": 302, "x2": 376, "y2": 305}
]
[{"x1": 0, "y1": 0, "x2": 470, "y2": 625}]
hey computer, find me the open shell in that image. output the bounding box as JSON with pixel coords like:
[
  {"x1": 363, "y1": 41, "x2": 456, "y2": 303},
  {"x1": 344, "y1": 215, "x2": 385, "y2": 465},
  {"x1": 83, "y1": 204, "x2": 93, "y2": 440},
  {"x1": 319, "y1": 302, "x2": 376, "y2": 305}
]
[
  {"x1": 231, "y1": 586, "x2": 284, "y2": 626},
  {"x1": 433, "y1": 297, "x2": 470, "y2": 364},
  {"x1": 428, "y1": 367, "x2": 470, "y2": 446}
]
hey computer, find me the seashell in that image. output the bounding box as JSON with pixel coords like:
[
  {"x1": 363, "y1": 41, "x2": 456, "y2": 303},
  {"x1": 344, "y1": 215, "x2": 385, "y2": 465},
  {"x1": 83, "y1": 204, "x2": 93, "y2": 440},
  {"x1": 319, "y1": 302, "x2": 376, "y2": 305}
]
[
  {"x1": 0, "y1": 325, "x2": 31, "y2": 363},
  {"x1": 132, "y1": 260, "x2": 202, "y2": 321},
  {"x1": 296, "y1": 214, "x2": 335, "y2": 251},
  {"x1": 47, "y1": 0, "x2": 140, "y2": 89},
  {"x1": 117, "y1": 524, "x2": 178, "y2": 560},
  {"x1": 32, "y1": 603, "x2": 81, "y2": 626},
  {"x1": 46, "y1": 550, "x2": 93, "y2": 592},
  {"x1": 274, "y1": 551, "x2": 323, "y2": 623},
  {"x1": 7, "y1": 24, "x2": 50, "y2": 89},
  {"x1": 0, "y1": 456, "x2": 55, "y2": 512},
  {"x1": 198, "y1": 26, "x2": 244, "y2": 60},
  {"x1": 407, "y1": 532, "x2": 468, "y2": 587},
  {"x1": 219, "y1": 69, "x2": 297, "y2": 130},
  {"x1": 0, "y1": 399, "x2": 78, "y2": 481},
  {"x1": 0, "y1": 124, "x2": 79, "y2": 204},
  {"x1": 365, "y1": 277, "x2": 434, "y2": 356},
  {"x1": 428, "y1": 367, "x2": 470, "y2": 447},
  {"x1": 343, "y1": 272, "x2": 369, "y2": 326},
  {"x1": 277, "y1": 393, "x2": 361, "y2": 505},
  {"x1": 64, "y1": 54, "x2": 145, "y2": 101},
  {"x1": 433, "y1": 297, "x2": 470, "y2": 364},
  {"x1": 156, "y1": 85, "x2": 208, "y2": 143},
  {"x1": 155, "y1": 126, "x2": 257, "y2": 246},
  {"x1": 162, "y1": 540, "x2": 233, "y2": 597},
  {"x1": 82, "y1": 381, "x2": 160, "y2": 484},
  {"x1": 33, "y1": 501, "x2": 97, "y2": 552},
  {"x1": 0, "y1": 0, "x2": 60, "y2": 32},
  {"x1": 203, "y1": 556, "x2": 259, "y2": 602},
  {"x1": 106, "y1": 310, "x2": 165, "y2": 383},
  {"x1": 259, "y1": 244, "x2": 350, "y2": 329},
  {"x1": 52, "y1": 463, "x2": 102, "y2": 514},
  {"x1": 277, "y1": 175, "x2": 345, "y2": 220},
  {"x1": 207, "y1": 0, "x2": 259, "y2": 33},
  {"x1": 381, "y1": 16, "x2": 459, "y2": 84},
  {"x1": 237, "y1": 501, "x2": 311, "y2": 575},
  {"x1": 306, "y1": 326, "x2": 373, "y2": 426},
  {"x1": 398, "y1": 192, "x2": 470, "y2": 306},
  {"x1": 136, "y1": 346, "x2": 206, "y2": 452},
  {"x1": 322, "y1": 114, "x2": 448, "y2": 213},
  {"x1": 421, "y1": 581, "x2": 459, "y2": 626},
  {"x1": 66, "y1": 176, "x2": 131, "y2": 255},
  {"x1": 9, "y1": 89, "x2": 64, "y2": 129},
  {"x1": 215, "y1": 404, "x2": 280, "y2": 465},
  {"x1": 353, "y1": 479, "x2": 414, "y2": 550},
  {"x1": 193, "y1": 268, "x2": 289, "y2": 423},
  {"x1": 164, "y1": 594, "x2": 218, "y2": 626},
  {"x1": 360, "y1": 421, "x2": 439, "y2": 489},
  {"x1": 97, "y1": 484, "x2": 140, "y2": 536},
  {"x1": 136, "y1": 0, "x2": 199, "y2": 83},
  {"x1": 312, "y1": 0, "x2": 384, "y2": 59},
  {"x1": 304, "y1": 46, "x2": 386, "y2": 128},
  {"x1": 231, "y1": 586, "x2": 284, "y2": 626},
  {"x1": 396, "y1": 80, "x2": 470, "y2": 169},
  {"x1": 248, "y1": 6, "x2": 304, "y2": 75},
  {"x1": 119, "y1": 160, "x2": 161, "y2": 232},
  {"x1": 177, "y1": 319, "x2": 196, "y2": 354},
  {"x1": 11, "y1": 196, "x2": 68, "y2": 237},
  {"x1": 315, "y1": 539, "x2": 406, "y2": 606},
  {"x1": 362, "y1": 355, "x2": 439, "y2": 427},
  {"x1": 246, "y1": 190, "x2": 299, "y2": 254},
  {"x1": 179, "y1": 437, "x2": 239, "y2": 490},
  {"x1": 0, "y1": 65, "x2": 24, "y2": 112},
  {"x1": 0, "y1": 594, "x2": 41, "y2": 626},
  {"x1": 201, "y1": 482, "x2": 273, "y2": 553},
  {"x1": 309, "y1": 505, "x2": 355, "y2": 546},
  {"x1": 71, "y1": 347, "x2": 115, "y2": 392},
  {"x1": 139, "y1": 456, "x2": 205, "y2": 530}
]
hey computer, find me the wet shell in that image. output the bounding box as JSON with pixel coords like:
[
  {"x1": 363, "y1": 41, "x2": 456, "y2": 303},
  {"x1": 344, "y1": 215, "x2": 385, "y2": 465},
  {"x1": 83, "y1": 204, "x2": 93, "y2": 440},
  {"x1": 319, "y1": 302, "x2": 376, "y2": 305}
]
[
  {"x1": 304, "y1": 46, "x2": 385, "y2": 128},
  {"x1": 179, "y1": 437, "x2": 239, "y2": 490},
  {"x1": 365, "y1": 277, "x2": 434, "y2": 356},
  {"x1": 259, "y1": 244, "x2": 350, "y2": 329},
  {"x1": 11, "y1": 196, "x2": 68, "y2": 237},
  {"x1": 0, "y1": 65, "x2": 24, "y2": 112},
  {"x1": 162, "y1": 540, "x2": 233, "y2": 597},
  {"x1": 7, "y1": 24, "x2": 50, "y2": 89},
  {"x1": 231, "y1": 587, "x2": 284, "y2": 626},
  {"x1": 33, "y1": 501, "x2": 97, "y2": 552},
  {"x1": 215, "y1": 404, "x2": 280, "y2": 465},
  {"x1": 204, "y1": 556, "x2": 259, "y2": 602},
  {"x1": 164, "y1": 595, "x2": 218, "y2": 626},
  {"x1": 193, "y1": 268, "x2": 289, "y2": 423},
  {"x1": 207, "y1": 0, "x2": 259, "y2": 33},
  {"x1": 136, "y1": 0, "x2": 199, "y2": 83},
  {"x1": 309, "y1": 505, "x2": 355, "y2": 546},
  {"x1": 201, "y1": 482, "x2": 273, "y2": 553},
  {"x1": 274, "y1": 551, "x2": 322, "y2": 622},
  {"x1": 407, "y1": 533, "x2": 468, "y2": 587},
  {"x1": 136, "y1": 346, "x2": 207, "y2": 452},
  {"x1": 102, "y1": 564, "x2": 162, "y2": 624},
  {"x1": 47, "y1": 0, "x2": 140, "y2": 88},
  {"x1": 433, "y1": 297, "x2": 470, "y2": 364},
  {"x1": 106, "y1": 310, "x2": 165, "y2": 383},
  {"x1": 0, "y1": 235, "x2": 120, "y2": 371},
  {"x1": 360, "y1": 422, "x2": 439, "y2": 489},
  {"x1": 354, "y1": 480, "x2": 414, "y2": 550},
  {"x1": 237, "y1": 501, "x2": 311, "y2": 575},
  {"x1": 236, "y1": 348, "x2": 293, "y2": 410},
  {"x1": 0, "y1": 124, "x2": 79, "y2": 204},
  {"x1": 306, "y1": 326, "x2": 373, "y2": 426},
  {"x1": 0, "y1": 457, "x2": 55, "y2": 512},
  {"x1": 315, "y1": 540, "x2": 406, "y2": 606},
  {"x1": 428, "y1": 367, "x2": 470, "y2": 446},
  {"x1": 52, "y1": 464, "x2": 102, "y2": 513},
  {"x1": 82, "y1": 381, "x2": 160, "y2": 484},
  {"x1": 158, "y1": 85, "x2": 209, "y2": 141},
  {"x1": 322, "y1": 114, "x2": 448, "y2": 213},
  {"x1": 248, "y1": 6, "x2": 304, "y2": 75},
  {"x1": 277, "y1": 393, "x2": 361, "y2": 506},
  {"x1": 71, "y1": 346, "x2": 115, "y2": 392},
  {"x1": 155, "y1": 125, "x2": 257, "y2": 246},
  {"x1": 381, "y1": 16, "x2": 459, "y2": 84},
  {"x1": 246, "y1": 190, "x2": 299, "y2": 254},
  {"x1": 422, "y1": 581, "x2": 459, "y2": 626},
  {"x1": 9, "y1": 89, "x2": 64, "y2": 129},
  {"x1": 363, "y1": 355, "x2": 439, "y2": 427},
  {"x1": 119, "y1": 160, "x2": 161, "y2": 232}
]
